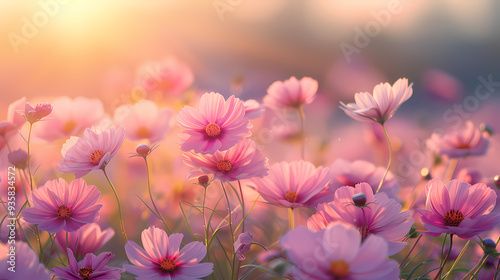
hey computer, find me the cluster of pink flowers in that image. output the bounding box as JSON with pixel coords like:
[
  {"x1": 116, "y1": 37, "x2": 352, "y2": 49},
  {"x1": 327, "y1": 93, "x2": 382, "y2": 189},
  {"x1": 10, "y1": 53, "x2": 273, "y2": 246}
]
[{"x1": 2, "y1": 69, "x2": 499, "y2": 280}]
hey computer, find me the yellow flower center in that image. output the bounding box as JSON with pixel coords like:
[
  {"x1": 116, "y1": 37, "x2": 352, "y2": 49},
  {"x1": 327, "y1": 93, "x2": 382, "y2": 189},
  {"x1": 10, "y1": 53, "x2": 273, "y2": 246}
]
[
  {"x1": 217, "y1": 159, "x2": 232, "y2": 172},
  {"x1": 62, "y1": 120, "x2": 77, "y2": 134},
  {"x1": 329, "y1": 260, "x2": 350, "y2": 278},
  {"x1": 136, "y1": 126, "x2": 151, "y2": 139},
  {"x1": 205, "y1": 123, "x2": 221, "y2": 137},
  {"x1": 285, "y1": 191, "x2": 297, "y2": 203}
]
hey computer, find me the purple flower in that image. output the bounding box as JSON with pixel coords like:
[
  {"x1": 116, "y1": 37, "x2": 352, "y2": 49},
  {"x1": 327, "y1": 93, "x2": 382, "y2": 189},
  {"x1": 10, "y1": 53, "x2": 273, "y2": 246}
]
[
  {"x1": 55, "y1": 223, "x2": 114, "y2": 260},
  {"x1": 123, "y1": 226, "x2": 213, "y2": 279},
  {"x1": 0, "y1": 241, "x2": 51, "y2": 280},
  {"x1": 22, "y1": 178, "x2": 102, "y2": 233},
  {"x1": 418, "y1": 179, "x2": 500, "y2": 239},
  {"x1": 280, "y1": 223, "x2": 399, "y2": 280},
  {"x1": 234, "y1": 232, "x2": 252, "y2": 260},
  {"x1": 53, "y1": 248, "x2": 124, "y2": 280}
]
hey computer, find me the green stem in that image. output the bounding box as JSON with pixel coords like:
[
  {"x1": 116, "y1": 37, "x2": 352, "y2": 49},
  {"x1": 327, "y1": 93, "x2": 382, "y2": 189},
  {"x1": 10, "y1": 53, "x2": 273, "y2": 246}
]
[
  {"x1": 376, "y1": 124, "x2": 392, "y2": 193},
  {"x1": 102, "y1": 167, "x2": 128, "y2": 242},
  {"x1": 220, "y1": 181, "x2": 235, "y2": 280},
  {"x1": 144, "y1": 158, "x2": 172, "y2": 234},
  {"x1": 444, "y1": 158, "x2": 459, "y2": 182},
  {"x1": 65, "y1": 231, "x2": 69, "y2": 249},
  {"x1": 443, "y1": 239, "x2": 469, "y2": 280},
  {"x1": 202, "y1": 187, "x2": 210, "y2": 262},
  {"x1": 297, "y1": 106, "x2": 305, "y2": 160},
  {"x1": 25, "y1": 123, "x2": 43, "y2": 261},
  {"x1": 238, "y1": 180, "x2": 245, "y2": 233},
  {"x1": 434, "y1": 234, "x2": 453, "y2": 280},
  {"x1": 288, "y1": 208, "x2": 295, "y2": 230}
]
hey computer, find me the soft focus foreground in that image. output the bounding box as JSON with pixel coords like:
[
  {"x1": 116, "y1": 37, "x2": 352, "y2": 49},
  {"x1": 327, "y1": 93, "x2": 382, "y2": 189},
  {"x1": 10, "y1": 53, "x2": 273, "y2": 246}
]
[{"x1": 1, "y1": 1, "x2": 500, "y2": 280}]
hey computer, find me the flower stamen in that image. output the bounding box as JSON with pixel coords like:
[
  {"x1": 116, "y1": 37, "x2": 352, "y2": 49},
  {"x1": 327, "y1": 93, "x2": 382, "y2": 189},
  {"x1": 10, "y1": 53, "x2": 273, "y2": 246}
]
[
  {"x1": 159, "y1": 258, "x2": 177, "y2": 273},
  {"x1": 90, "y1": 150, "x2": 105, "y2": 165},
  {"x1": 78, "y1": 267, "x2": 93, "y2": 280},
  {"x1": 329, "y1": 260, "x2": 349, "y2": 278},
  {"x1": 217, "y1": 159, "x2": 232, "y2": 172},
  {"x1": 56, "y1": 205, "x2": 72, "y2": 218},
  {"x1": 205, "y1": 123, "x2": 221, "y2": 137},
  {"x1": 444, "y1": 209, "x2": 465, "y2": 227},
  {"x1": 285, "y1": 191, "x2": 297, "y2": 203}
]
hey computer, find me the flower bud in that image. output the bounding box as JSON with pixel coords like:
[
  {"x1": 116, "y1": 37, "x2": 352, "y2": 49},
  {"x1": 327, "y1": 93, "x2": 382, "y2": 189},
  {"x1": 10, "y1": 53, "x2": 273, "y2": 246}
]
[
  {"x1": 352, "y1": 193, "x2": 367, "y2": 207},
  {"x1": 198, "y1": 175, "x2": 209, "y2": 186},
  {"x1": 8, "y1": 149, "x2": 28, "y2": 169},
  {"x1": 136, "y1": 144, "x2": 151, "y2": 156}
]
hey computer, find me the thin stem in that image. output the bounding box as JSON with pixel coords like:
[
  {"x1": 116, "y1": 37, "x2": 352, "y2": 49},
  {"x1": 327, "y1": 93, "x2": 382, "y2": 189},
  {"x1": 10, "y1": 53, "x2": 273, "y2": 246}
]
[
  {"x1": 220, "y1": 181, "x2": 235, "y2": 280},
  {"x1": 443, "y1": 239, "x2": 469, "y2": 280},
  {"x1": 238, "y1": 180, "x2": 245, "y2": 233},
  {"x1": 2, "y1": 134, "x2": 12, "y2": 152},
  {"x1": 65, "y1": 231, "x2": 69, "y2": 249},
  {"x1": 434, "y1": 234, "x2": 453, "y2": 280},
  {"x1": 399, "y1": 234, "x2": 423, "y2": 268},
  {"x1": 444, "y1": 158, "x2": 459, "y2": 182},
  {"x1": 463, "y1": 254, "x2": 487, "y2": 280},
  {"x1": 102, "y1": 167, "x2": 128, "y2": 242},
  {"x1": 144, "y1": 158, "x2": 172, "y2": 234},
  {"x1": 288, "y1": 208, "x2": 295, "y2": 230},
  {"x1": 25, "y1": 123, "x2": 43, "y2": 261},
  {"x1": 494, "y1": 257, "x2": 500, "y2": 280},
  {"x1": 297, "y1": 106, "x2": 305, "y2": 160},
  {"x1": 376, "y1": 124, "x2": 392, "y2": 193},
  {"x1": 27, "y1": 123, "x2": 33, "y2": 191},
  {"x1": 202, "y1": 187, "x2": 210, "y2": 262}
]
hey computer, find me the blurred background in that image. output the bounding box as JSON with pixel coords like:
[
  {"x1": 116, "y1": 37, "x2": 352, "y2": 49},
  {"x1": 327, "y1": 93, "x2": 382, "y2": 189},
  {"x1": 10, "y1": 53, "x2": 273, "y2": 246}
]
[{"x1": 1, "y1": 0, "x2": 499, "y2": 107}]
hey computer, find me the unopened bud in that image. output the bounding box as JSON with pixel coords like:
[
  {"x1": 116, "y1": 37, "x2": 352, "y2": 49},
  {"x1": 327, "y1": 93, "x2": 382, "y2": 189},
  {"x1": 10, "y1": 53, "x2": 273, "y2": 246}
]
[
  {"x1": 136, "y1": 144, "x2": 151, "y2": 155},
  {"x1": 8, "y1": 149, "x2": 28, "y2": 169},
  {"x1": 352, "y1": 193, "x2": 367, "y2": 207}
]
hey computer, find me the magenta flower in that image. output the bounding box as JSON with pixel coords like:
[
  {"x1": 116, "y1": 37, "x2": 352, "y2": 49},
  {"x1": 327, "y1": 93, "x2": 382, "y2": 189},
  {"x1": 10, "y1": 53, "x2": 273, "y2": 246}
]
[
  {"x1": 177, "y1": 92, "x2": 251, "y2": 154},
  {"x1": 243, "y1": 99, "x2": 265, "y2": 119},
  {"x1": 55, "y1": 223, "x2": 115, "y2": 259},
  {"x1": 53, "y1": 248, "x2": 124, "y2": 280},
  {"x1": 307, "y1": 183, "x2": 413, "y2": 255},
  {"x1": 426, "y1": 121, "x2": 489, "y2": 158},
  {"x1": 123, "y1": 226, "x2": 213, "y2": 279},
  {"x1": 136, "y1": 56, "x2": 194, "y2": 96},
  {"x1": 340, "y1": 78, "x2": 413, "y2": 124},
  {"x1": 114, "y1": 100, "x2": 173, "y2": 143},
  {"x1": 58, "y1": 126, "x2": 126, "y2": 178},
  {"x1": 24, "y1": 102, "x2": 53, "y2": 124},
  {"x1": 418, "y1": 179, "x2": 500, "y2": 239},
  {"x1": 183, "y1": 139, "x2": 269, "y2": 182},
  {"x1": 34, "y1": 97, "x2": 105, "y2": 141},
  {"x1": 7, "y1": 149, "x2": 28, "y2": 169},
  {"x1": 264, "y1": 76, "x2": 318, "y2": 110},
  {"x1": 249, "y1": 161, "x2": 331, "y2": 208},
  {"x1": 0, "y1": 241, "x2": 51, "y2": 279},
  {"x1": 22, "y1": 178, "x2": 102, "y2": 233},
  {"x1": 234, "y1": 232, "x2": 252, "y2": 261},
  {"x1": 280, "y1": 223, "x2": 399, "y2": 280},
  {"x1": 328, "y1": 159, "x2": 400, "y2": 200}
]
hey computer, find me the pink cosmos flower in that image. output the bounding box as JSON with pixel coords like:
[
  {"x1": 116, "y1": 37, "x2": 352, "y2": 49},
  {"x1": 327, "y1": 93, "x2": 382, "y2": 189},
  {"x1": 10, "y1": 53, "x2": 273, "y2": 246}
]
[
  {"x1": 264, "y1": 76, "x2": 318, "y2": 110},
  {"x1": 58, "y1": 126, "x2": 126, "y2": 178},
  {"x1": 7, "y1": 149, "x2": 28, "y2": 169},
  {"x1": 114, "y1": 100, "x2": 173, "y2": 143},
  {"x1": 340, "y1": 78, "x2": 413, "y2": 124},
  {"x1": 0, "y1": 97, "x2": 26, "y2": 151},
  {"x1": 243, "y1": 99, "x2": 265, "y2": 119},
  {"x1": 123, "y1": 226, "x2": 213, "y2": 279},
  {"x1": 55, "y1": 223, "x2": 115, "y2": 259},
  {"x1": 177, "y1": 92, "x2": 251, "y2": 154},
  {"x1": 136, "y1": 56, "x2": 194, "y2": 96},
  {"x1": 23, "y1": 102, "x2": 53, "y2": 124},
  {"x1": 234, "y1": 232, "x2": 252, "y2": 261},
  {"x1": 249, "y1": 161, "x2": 331, "y2": 208},
  {"x1": 280, "y1": 223, "x2": 400, "y2": 280},
  {"x1": 53, "y1": 248, "x2": 124, "y2": 280},
  {"x1": 22, "y1": 178, "x2": 102, "y2": 233},
  {"x1": 328, "y1": 159, "x2": 400, "y2": 200},
  {"x1": 426, "y1": 121, "x2": 489, "y2": 158},
  {"x1": 34, "y1": 97, "x2": 105, "y2": 141},
  {"x1": 183, "y1": 139, "x2": 269, "y2": 182},
  {"x1": 0, "y1": 241, "x2": 51, "y2": 280},
  {"x1": 418, "y1": 179, "x2": 500, "y2": 239},
  {"x1": 307, "y1": 183, "x2": 413, "y2": 255}
]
